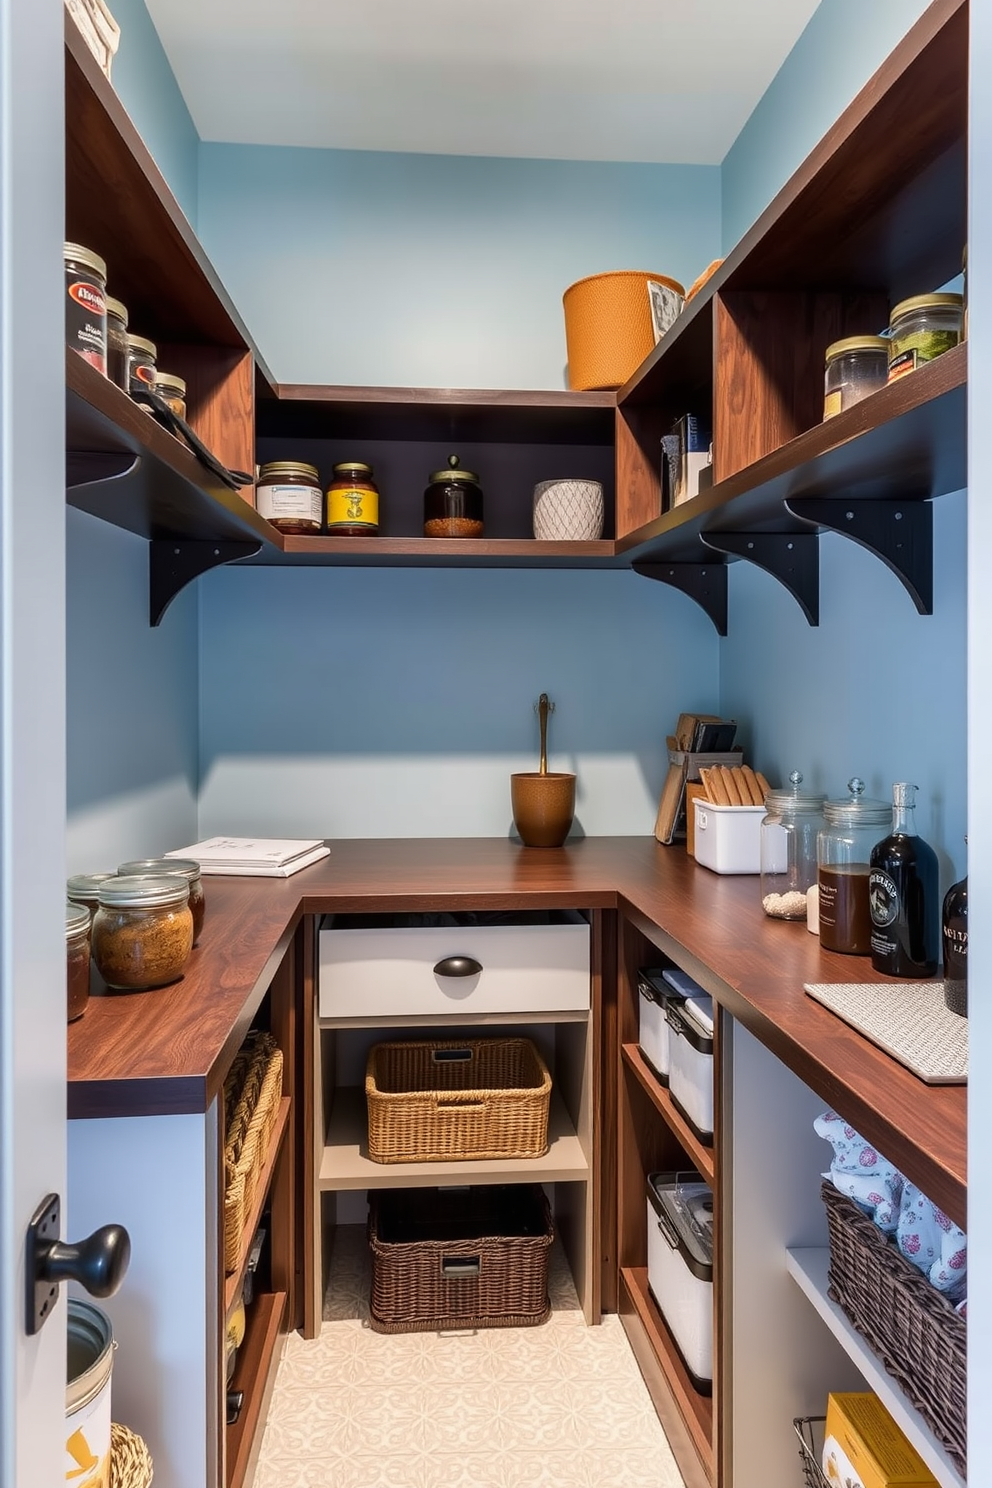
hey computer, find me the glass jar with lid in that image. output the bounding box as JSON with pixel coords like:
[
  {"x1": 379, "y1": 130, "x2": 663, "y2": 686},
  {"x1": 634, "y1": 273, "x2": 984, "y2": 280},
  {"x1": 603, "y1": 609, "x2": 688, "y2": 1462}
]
[
  {"x1": 118, "y1": 857, "x2": 206, "y2": 945},
  {"x1": 66, "y1": 902, "x2": 91, "y2": 1023},
  {"x1": 105, "y1": 296, "x2": 129, "y2": 389},
  {"x1": 326, "y1": 462, "x2": 379, "y2": 535},
  {"x1": 759, "y1": 771, "x2": 825, "y2": 919},
  {"x1": 424, "y1": 455, "x2": 484, "y2": 538},
  {"x1": 817, "y1": 777, "x2": 893, "y2": 953},
  {"x1": 154, "y1": 372, "x2": 187, "y2": 421},
  {"x1": 127, "y1": 334, "x2": 158, "y2": 397},
  {"x1": 92, "y1": 875, "x2": 194, "y2": 991},
  {"x1": 887, "y1": 293, "x2": 963, "y2": 381},
  {"x1": 67, "y1": 871, "x2": 116, "y2": 918},
  {"x1": 823, "y1": 336, "x2": 889, "y2": 419},
  {"x1": 256, "y1": 461, "x2": 323, "y2": 535}
]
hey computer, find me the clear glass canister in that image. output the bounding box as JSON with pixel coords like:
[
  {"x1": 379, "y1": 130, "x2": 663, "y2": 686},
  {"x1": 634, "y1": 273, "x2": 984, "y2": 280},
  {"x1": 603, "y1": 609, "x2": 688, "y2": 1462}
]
[
  {"x1": 155, "y1": 372, "x2": 186, "y2": 420},
  {"x1": 105, "y1": 296, "x2": 129, "y2": 389},
  {"x1": 257, "y1": 461, "x2": 323, "y2": 535},
  {"x1": 67, "y1": 871, "x2": 116, "y2": 918},
  {"x1": 823, "y1": 336, "x2": 889, "y2": 419},
  {"x1": 760, "y1": 771, "x2": 825, "y2": 918},
  {"x1": 66, "y1": 901, "x2": 91, "y2": 1023},
  {"x1": 92, "y1": 875, "x2": 193, "y2": 991},
  {"x1": 118, "y1": 857, "x2": 205, "y2": 946},
  {"x1": 887, "y1": 293, "x2": 963, "y2": 380},
  {"x1": 127, "y1": 335, "x2": 158, "y2": 398},
  {"x1": 817, "y1": 777, "x2": 893, "y2": 954},
  {"x1": 424, "y1": 455, "x2": 484, "y2": 537}
]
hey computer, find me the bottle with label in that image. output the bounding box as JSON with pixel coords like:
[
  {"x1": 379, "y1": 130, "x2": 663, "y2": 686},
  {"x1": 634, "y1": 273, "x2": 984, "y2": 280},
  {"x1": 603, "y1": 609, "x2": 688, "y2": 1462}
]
[
  {"x1": 942, "y1": 870, "x2": 968, "y2": 1016},
  {"x1": 869, "y1": 782, "x2": 939, "y2": 977}
]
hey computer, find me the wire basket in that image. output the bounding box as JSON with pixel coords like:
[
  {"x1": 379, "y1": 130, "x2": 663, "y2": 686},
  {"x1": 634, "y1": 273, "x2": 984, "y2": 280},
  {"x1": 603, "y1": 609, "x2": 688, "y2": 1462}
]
[{"x1": 794, "y1": 1417, "x2": 829, "y2": 1488}]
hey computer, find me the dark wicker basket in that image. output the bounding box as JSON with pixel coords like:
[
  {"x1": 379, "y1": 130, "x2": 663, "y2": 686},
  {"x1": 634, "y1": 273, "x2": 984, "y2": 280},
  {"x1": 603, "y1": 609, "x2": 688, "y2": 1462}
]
[
  {"x1": 821, "y1": 1181, "x2": 966, "y2": 1474},
  {"x1": 368, "y1": 1184, "x2": 554, "y2": 1333}
]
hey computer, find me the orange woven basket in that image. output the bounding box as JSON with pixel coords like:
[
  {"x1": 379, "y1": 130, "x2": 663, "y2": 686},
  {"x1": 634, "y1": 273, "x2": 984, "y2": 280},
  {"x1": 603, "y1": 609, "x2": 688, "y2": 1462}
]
[{"x1": 563, "y1": 270, "x2": 684, "y2": 390}]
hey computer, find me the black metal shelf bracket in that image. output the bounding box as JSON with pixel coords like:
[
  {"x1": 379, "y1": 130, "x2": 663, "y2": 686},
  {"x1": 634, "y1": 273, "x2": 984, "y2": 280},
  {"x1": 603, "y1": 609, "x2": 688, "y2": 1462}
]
[
  {"x1": 150, "y1": 540, "x2": 262, "y2": 627},
  {"x1": 786, "y1": 497, "x2": 933, "y2": 615},
  {"x1": 66, "y1": 450, "x2": 139, "y2": 490},
  {"x1": 633, "y1": 560, "x2": 728, "y2": 636},
  {"x1": 700, "y1": 531, "x2": 820, "y2": 626}
]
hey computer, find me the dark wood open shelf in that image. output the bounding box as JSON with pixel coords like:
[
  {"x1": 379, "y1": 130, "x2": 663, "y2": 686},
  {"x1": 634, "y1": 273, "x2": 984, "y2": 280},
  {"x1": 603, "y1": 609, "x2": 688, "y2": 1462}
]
[
  {"x1": 226, "y1": 1290, "x2": 286, "y2": 1488},
  {"x1": 620, "y1": 1266, "x2": 714, "y2": 1482},
  {"x1": 621, "y1": 1044, "x2": 715, "y2": 1184},
  {"x1": 225, "y1": 1098, "x2": 292, "y2": 1317},
  {"x1": 245, "y1": 535, "x2": 623, "y2": 568}
]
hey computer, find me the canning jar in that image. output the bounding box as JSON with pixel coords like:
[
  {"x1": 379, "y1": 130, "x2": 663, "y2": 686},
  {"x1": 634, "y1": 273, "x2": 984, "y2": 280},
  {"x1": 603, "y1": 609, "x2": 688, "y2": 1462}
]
[
  {"x1": 256, "y1": 461, "x2": 323, "y2": 535},
  {"x1": 817, "y1": 777, "x2": 892, "y2": 954},
  {"x1": 759, "y1": 771, "x2": 825, "y2": 918},
  {"x1": 92, "y1": 876, "x2": 193, "y2": 991},
  {"x1": 67, "y1": 872, "x2": 116, "y2": 918},
  {"x1": 327, "y1": 462, "x2": 379, "y2": 535},
  {"x1": 424, "y1": 455, "x2": 484, "y2": 538},
  {"x1": 887, "y1": 293, "x2": 963, "y2": 380},
  {"x1": 823, "y1": 336, "x2": 889, "y2": 419},
  {"x1": 66, "y1": 902, "x2": 91, "y2": 1023},
  {"x1": 105, "y1": 296, "x2": 129, "y2": 389},
  {"x1": 64, "y1": 243, "x2": 107, "y2": 374},
  {"x1": 118, "y1": 857, "x2": 206, "y2": 945},
  {"x1": 127, "y1": 335, "x2": 158, "y2": 397},
  {"x1": 155, "y1": 372, "x2": 187, "y2": 420}
]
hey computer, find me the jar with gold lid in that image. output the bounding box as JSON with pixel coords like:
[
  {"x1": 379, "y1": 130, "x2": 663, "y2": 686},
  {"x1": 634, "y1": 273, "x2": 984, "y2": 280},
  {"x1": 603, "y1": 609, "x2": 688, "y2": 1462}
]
[
  {"x1": 887, "y1": 293, "x2": 963, "y2": 380},
  {"x1": 256, "y1": 461, "x2": 323, "y2": 535},
  {"x1": 155, "y1": 372, "x2": 187, "y2": 420},
  {"x1": 105, "y1": 296, "x2": 129, "y2": 389},
  {"x1": 127, "y1": 334, "x2": 157, "y2": 397},
  {"x1": 424, "y1": 455, "x2": 484, "y2": 538},
  {"x1": 327, "y1": 462, "x2": 379, "y2": 535}
]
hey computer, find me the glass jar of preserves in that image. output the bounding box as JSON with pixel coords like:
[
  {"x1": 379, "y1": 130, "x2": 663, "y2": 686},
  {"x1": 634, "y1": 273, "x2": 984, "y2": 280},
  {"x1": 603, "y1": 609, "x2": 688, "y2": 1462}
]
[
  {"x1": 67, "y1": 872, "x2": 116, "y2": 918},
  {"x1": 823, "y1": 336, "x2": 889, "y2": 419},
  {"x1": 256, "y1": 461, "x2": 323, "y2": 535},
  {"x1": 817, "y1": 777, "x2": 892, "y2": 954},
  {"x1": 105, "y1": 296, "x2": 129, "y2": 389},
  {"x1": 326, "y1": 462, "x2": 379, "y2": 535},
  {"x1": 155, "y1": 372, "x2": 187, "y2": 420},
  {"x1": 759, "y1": 771, "x2": 825, "y2": 919},
  {"x1": 887, "y1": 293, "x2": 963, "y2": 380},
  {"x1": 66, "y1": 902, "x2": 91, "y2": 1023},
  {"x1": 127, "y1": 334, "x2": 158, "y2": 398},
  {"x1": 424, "y1": 455, "x2": 484, "y2": 538},
  {"x1": 64, "y1": 242, "x2": 107, "y2": 374},
  {"x1": 92, "y1": 876, "x2": 193, "y2": 991},
  {"x1": 118, "y1": 857, "x2": 206, "y2": 946}
]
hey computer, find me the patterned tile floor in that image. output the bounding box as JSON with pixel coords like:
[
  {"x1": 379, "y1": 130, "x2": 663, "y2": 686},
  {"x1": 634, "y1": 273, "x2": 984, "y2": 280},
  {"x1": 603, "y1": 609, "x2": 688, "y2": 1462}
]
[{"x1": 253, "y1": 1228, "x2": 686, "y2": 1488}]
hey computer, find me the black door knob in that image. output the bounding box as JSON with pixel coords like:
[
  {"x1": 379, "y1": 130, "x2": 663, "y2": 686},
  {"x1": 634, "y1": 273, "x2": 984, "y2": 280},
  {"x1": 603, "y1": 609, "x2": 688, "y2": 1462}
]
[
  {"x1": 433, "y1": 955, "x2": 482, "y2": 978},
  {"x1": 41, "y1": 1223, "x2": 131, "y2": 1298}
]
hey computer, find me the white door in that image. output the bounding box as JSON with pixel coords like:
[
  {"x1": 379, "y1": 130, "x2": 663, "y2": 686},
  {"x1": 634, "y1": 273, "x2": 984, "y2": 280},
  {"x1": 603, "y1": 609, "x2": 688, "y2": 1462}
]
[{"x1": 0, "y1": 0, "x2": 70, "y2": 1478}]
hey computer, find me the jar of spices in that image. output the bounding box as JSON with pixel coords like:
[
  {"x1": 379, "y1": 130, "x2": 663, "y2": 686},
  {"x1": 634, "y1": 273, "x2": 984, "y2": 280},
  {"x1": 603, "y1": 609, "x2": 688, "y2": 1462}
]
[
  {"x1": 823, "y1": 336, "x2": 889, "y2": 419},
  {"x1": 326, "y1": 462, "x2": 379, "y2": 535},
  {"x1": 759, "y1": 771, "x2": 825, "y2": 919},
  {"x1": 105, "y1": 297, "x2": 129, "y2": 390},
  {"x1": 66, "y1": 902, "x2": 91, "y2": 1023},
  {"x1": 67, "y1": 872, "x2": 116, "y2": 919},
  {"x1": 424, "y1": 455, "x2": 484, "y2": 538},
  {"x1": 817, "y1": 778, "x2": 892, "y2": 954},
  {"x1": 64, "y1": 243, "x2": 107, "y2": 374},
  {"x1": 155, "y1": 372, "x2": 187, "y2": 420},
  {"x1": 127, "y1": 335, "x2": 158, "y2": 397},
  {"x1": 887, "y1": 293, "x2": 963, "y2": 380},
  {"x1": 118, "y1": 857, "x2": 206, "y2": 946},
  {"x1": 256, "y1": 461, "x2": 323, "y2": 535},
  {"x1": 92, "y1": 875, "x2": 194, "y2": 991}
]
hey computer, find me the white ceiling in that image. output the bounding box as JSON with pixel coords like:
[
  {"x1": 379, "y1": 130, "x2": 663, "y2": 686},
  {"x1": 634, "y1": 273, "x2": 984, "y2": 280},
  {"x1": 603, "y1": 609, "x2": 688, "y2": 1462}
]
[{"x1": 145, "y1": 0, "x2": 821, "y2": 165}]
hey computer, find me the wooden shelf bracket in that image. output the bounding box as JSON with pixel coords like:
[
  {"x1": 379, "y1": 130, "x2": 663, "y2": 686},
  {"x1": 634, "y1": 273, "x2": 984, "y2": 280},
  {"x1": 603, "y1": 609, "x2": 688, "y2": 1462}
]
[
  {"x1": 150, "y1": 539, "x2": 262, "y2": 626},
  {"x1": 786, "y1": 497, "x2": 933, "y2": 615},
  {"x1": 633, "y1": 561, "x2": 728, "y2": 636},
  {"x1": 700, "y1": 531, "x2": 819, "y2": 626},
  {"x1": 66, "y1": 449, "x2": 139, "y2": 490}
]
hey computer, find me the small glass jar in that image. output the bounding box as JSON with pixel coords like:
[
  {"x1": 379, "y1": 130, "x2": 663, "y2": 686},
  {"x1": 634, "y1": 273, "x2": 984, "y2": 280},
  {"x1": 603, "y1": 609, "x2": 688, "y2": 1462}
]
[
  {"x1": 64, "y1": 242, "x2": 108, "y2": 374},
  {"x1": 256, "y1": 461, "x2": 323, "y2": 535},
  {"x1": 759, "y1": 771, "x2": 825, "y2": 919},
  {"x1": 67, "y1": 871, "x2": 116, "y2": 918},
  {"x1": 326, "y1": 462, "x2": 379, "y2": 535},
  {"x1": 105, "y1": 296, "x2": 129, "y2": 390},
  {"x1": 887, "y1": 293, "x2": 963, "y2": 381},
  {"x1": 155, "y1": 372, "x2": 186, "y2": 420},
  {"x1": 424, "y1": 455, "x2": 484, "y2": 538},
  {"x1": 823, "y1": 336, "x2": 889, "y2": 419},
  {"x1": 118, "y1": 857, "x2": 206, "y2": 946},
  {"x1": 127, "y1": 334, "x2": 158, "y2": 398},
  {"x1": 92, "y1": 876, "x2": 193, "y2": 991},
  {"x1": 817, "y1": 778, "x2": 893, "y2": 954},
  {"x1": 66, "y1": 901, "x2": 91, "y2": 1023}
]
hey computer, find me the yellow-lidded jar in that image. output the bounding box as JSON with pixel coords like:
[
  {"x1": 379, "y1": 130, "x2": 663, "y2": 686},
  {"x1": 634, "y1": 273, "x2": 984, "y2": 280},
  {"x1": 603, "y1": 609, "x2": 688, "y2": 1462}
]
[
  {"x1": 257, "y1": 461, "x2": 323, "y2": 535},
  {"x1": 887, "y1": 292, "x2": 963, "y2": 380},
  {"x1": 823, "y1": 335, "x2": 889, "y2": 419},
  {"x1": 327, "y1": 462, "x2": 379, "y2": 535},
  {"x1": 155, "y1": 371, "x2": 187, "y2": 420}
]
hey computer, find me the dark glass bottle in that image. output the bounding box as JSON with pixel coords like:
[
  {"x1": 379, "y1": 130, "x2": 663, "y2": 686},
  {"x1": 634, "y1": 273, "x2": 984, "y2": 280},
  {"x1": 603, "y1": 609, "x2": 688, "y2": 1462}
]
[
  {"x1": 942, "y1": 873, "x2": 968, "y2": 1015},
  {"x1": 869, "y1": 782, "x2": 939, "y2": 977}
]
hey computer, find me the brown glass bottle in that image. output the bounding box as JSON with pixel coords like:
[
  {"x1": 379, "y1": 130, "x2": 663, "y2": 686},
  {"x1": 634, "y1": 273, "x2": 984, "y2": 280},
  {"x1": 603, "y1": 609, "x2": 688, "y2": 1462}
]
[
  {"x1": 869, "y1": 783, "x2": 938, "y2": 978},
  {"x1": 942, "y1": 873, "x2": 968, "y2": 1015}
]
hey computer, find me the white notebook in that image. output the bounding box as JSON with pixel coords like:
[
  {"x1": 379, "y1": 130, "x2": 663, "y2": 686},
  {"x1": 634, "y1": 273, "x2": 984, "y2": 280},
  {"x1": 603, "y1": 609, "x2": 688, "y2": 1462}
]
[{"x1": 165, "y1": 837, "x2": 330, "y2": 877}]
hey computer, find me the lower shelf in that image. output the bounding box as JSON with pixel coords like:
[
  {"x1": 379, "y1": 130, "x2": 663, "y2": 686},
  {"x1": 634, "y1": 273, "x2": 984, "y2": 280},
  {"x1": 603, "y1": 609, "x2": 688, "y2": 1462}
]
[
  {"x1": 225, "y1": 1096, "x2": 292, "y2": 1316},
  {"x1": 785, "y1": 1248, "x2": 965, "y2": 1488},
  {"x1": 621, "y1": 1044, "x2": 715, "y2": 1183},
  {"x1": 226, "y1": 1290, "x2": 287, "y2": 1488}
]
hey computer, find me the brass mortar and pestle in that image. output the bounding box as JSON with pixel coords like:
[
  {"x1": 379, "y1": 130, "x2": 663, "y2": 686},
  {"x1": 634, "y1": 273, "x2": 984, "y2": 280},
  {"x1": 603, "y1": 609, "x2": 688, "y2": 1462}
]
[{"x1": 511, "y1": 693, "x2": 576, "y2": 848}]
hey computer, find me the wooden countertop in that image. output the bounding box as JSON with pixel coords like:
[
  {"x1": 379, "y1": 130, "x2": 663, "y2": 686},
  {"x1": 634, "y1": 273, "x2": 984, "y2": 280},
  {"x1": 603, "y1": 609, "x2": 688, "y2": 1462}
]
[{"x1": 67, "y1": 837, "x2": 966, "y2": 1226}]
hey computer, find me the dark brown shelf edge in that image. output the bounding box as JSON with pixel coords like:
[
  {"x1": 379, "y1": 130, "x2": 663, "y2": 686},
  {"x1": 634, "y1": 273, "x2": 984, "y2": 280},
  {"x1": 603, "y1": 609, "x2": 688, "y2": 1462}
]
[
  {"x1": 276, "y1": 536, "x2": 617, "y2": 559},
  {"x1": 621, "y1": 1044, "x2": 715, "y2": 1183},
  {"x1": 273, "y1": 383, "x2": 617, "y2": 411},
  {"x1": 226, "y1": 1289, "x2": 287, "y2": 1488},
  {"x1": 225, "y1": 1098, "x2": 292, "y2": 1317},
  {"x1": 620, "y1": 1267, "x2": 714, "y2": 1487}
]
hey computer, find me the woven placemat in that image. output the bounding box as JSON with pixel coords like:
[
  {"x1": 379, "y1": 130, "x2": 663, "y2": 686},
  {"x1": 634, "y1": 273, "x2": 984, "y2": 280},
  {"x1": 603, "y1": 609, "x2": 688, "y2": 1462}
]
[{"x1": 804, "y1": 981, "x2": 968, "y2": 1084}]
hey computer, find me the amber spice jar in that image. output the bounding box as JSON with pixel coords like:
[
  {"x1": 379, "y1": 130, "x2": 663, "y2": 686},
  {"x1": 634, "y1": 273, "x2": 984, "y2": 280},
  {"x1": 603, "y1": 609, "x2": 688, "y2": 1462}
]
[
  {"x1": 92, "y1": 876, "x2": 193, "y2": 991},
  {"x1": 424, "y1": 455, "x2": 484, "y2": 537}
]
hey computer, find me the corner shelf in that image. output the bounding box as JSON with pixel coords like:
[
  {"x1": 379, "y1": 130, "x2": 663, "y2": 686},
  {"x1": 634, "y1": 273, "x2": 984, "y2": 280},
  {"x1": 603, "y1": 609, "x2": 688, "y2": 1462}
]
[
  {"x1": 226, "y1": 1289, "x2": 286, "y2": 1488},
  {"x1": 225, "y1": 1097, "x2": 292, "y2": 1317},
  {"x1": 621, "y1": 1044, "x2": 714, "y2": 1184},
  {"x1": 620, "y1": 1266, "x2": 714, "y2": 1483}
]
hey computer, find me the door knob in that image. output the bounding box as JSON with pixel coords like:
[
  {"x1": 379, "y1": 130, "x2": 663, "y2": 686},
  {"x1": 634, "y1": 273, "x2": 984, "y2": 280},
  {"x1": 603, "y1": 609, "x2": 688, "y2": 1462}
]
[
  {"x1": 433, "y1": 956, "x2": 482, "y2": 978},
  {"x1": 26, "y1": 1193, "x2": 130, "y2": 1334}
]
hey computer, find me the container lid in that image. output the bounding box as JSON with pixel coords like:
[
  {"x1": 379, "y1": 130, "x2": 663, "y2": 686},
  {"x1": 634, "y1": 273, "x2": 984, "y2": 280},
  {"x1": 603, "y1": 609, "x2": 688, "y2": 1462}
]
[
  {"x1": 104, "y1": 296, "x2": 128, "y2": 325},
  {"x1": 429, "y1": 454, "x2": 479, "y2": 485},
  {"x1": 666, "y1": 995, "x2": 713, "y2": 1051},
  {"x1": 331, "y1": 461, "x2": 373, "y2": 478},
  {"x1": 684, "y1": 994, "x2": 714, "y2": 1037},
  {"x1": 65, "y1": 901, "x2": 90, "y2": 937},
  {"x1": 647, "y1": 1171, "x2": 714, "y2": 1275},
  {"x1": 763, "y1": 770, "x2": 826, "y2": 816},
  {"x1": 67, "y1": 872, "x2": 116, "y2": 901},
  {"x1": 824, "y1": 335, "x2": 889, "y2": 361},
  {"x1": 259, "y1": 461, "x2": 320, "y2": 481},
  {"x1": 637, "y1": 968, "x2": 667, "y2": 1004},
  {"x1": 97, "y1": 874, "x2": 189, "y2": 909},
  {"x1": 822, "y1": 776, "x2": 891, "y2": 827},
  {"x1": 661, "y1": 967, "x2": 703, "y2": 1001},
  {"x1": 890, "y1": 292, "x2": 963, "y2": 322},
  {"x1": 155, "y1": 372, "x2": 186, "y2": 396},
  {"x1": 126, "y1": 334, "x2": 157, "y2": 359},
  {"x1": 118, "y1": 857, "x2": 200, "y2": 882},
  {"x1": 64, "y1": 242, "x2": 107, "y2": 279}
]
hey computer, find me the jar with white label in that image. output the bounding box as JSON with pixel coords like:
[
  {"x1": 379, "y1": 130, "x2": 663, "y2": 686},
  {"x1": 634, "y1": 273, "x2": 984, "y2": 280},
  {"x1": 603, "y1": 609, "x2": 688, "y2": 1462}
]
[{"x1": 256, "y1": 461, "x2": 323, "y2": 535}]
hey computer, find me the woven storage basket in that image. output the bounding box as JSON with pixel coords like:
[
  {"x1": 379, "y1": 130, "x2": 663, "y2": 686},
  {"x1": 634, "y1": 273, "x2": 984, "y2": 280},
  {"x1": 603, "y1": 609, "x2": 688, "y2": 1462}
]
[
  {"x1": 365, "y1": 1037, "x2": 551, "y2": 1164},
  {"x1": 110, "y1": 1421, "x2": 153, "y2": 1488},
  {"x1": 223, "y1": 1032, "x2": 283, "y2": 1273},
  {"x1": 368, "y1": 1184, "x2": 554, "y2": 1333},
  {"x1": 562, "y1": 270, "x2": 684, "y2": 390},
  {"x1": 821, "y1": 1182, "x2": 967, "y2": 1474}
]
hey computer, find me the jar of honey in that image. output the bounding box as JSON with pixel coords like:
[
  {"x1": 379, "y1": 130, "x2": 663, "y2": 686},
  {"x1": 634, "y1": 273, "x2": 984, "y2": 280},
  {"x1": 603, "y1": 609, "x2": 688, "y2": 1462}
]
[
  {"x1": 424, "y1": 455, "x2": 484, "y2": 537},
  {"x1": 256, "y1": 461, "x2": 323, "y2": 535},
  {"x1": 326, "y1": 463, "x2": 379, "y2": 535}
]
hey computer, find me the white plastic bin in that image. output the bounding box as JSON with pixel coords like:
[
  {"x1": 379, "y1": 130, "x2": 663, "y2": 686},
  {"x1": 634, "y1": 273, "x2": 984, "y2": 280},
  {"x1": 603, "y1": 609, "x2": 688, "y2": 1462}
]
[
  {"x1": 667, "y1": 993, "x2": 714, "y2": 1140},
  {"x1": 637, "y1": 969, "x2": 675, "y2": 1084},
  {"x1": 693, "y1": 799, "x2": 763, "y2": 874},
  {"x1": 646, "y1": 1171, "x2": 714, "y2": 1390}
]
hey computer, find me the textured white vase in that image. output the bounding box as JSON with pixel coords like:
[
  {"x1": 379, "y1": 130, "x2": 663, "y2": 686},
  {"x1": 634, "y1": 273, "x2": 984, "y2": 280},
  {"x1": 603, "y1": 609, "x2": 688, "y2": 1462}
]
[{"x1": 533, "y1": 479, "x2": 604, "y2": 541}]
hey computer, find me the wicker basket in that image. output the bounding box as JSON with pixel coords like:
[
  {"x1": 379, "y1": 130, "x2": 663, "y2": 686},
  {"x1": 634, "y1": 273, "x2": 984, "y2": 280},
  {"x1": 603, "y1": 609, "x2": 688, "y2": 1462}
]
[
  {"x1": 223, "y1": 1032, "x2": 283, "y2": 1273},
  {"x1": 821, "y1": 1182, "x2": 967, "y2": 1474},
  {"x1": 365, "y1": 1037, "x2": 551, "y2": 1164},
  {"x1": 110, "y1": 1422, "x2": 153, "y2": 1488},
  {"x1": 562, "y1": 270, "x2": 684, "y2": 390},
  {"x1": 368, "y1": 1184, "x2": 554, "y2": 1333}
]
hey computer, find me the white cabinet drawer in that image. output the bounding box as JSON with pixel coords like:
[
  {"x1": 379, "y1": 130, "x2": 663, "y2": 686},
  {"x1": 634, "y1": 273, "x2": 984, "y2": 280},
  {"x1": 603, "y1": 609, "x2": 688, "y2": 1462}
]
[{"x1": 318, "y1": 914, "x2": 590, "y2": 1020}]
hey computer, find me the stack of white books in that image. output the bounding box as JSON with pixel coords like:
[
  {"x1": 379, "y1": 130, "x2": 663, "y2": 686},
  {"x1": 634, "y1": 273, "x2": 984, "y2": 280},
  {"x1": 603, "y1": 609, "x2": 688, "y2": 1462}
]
[{"x1": 164, "y1": 838, "x2": 330, "y2": 878}]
